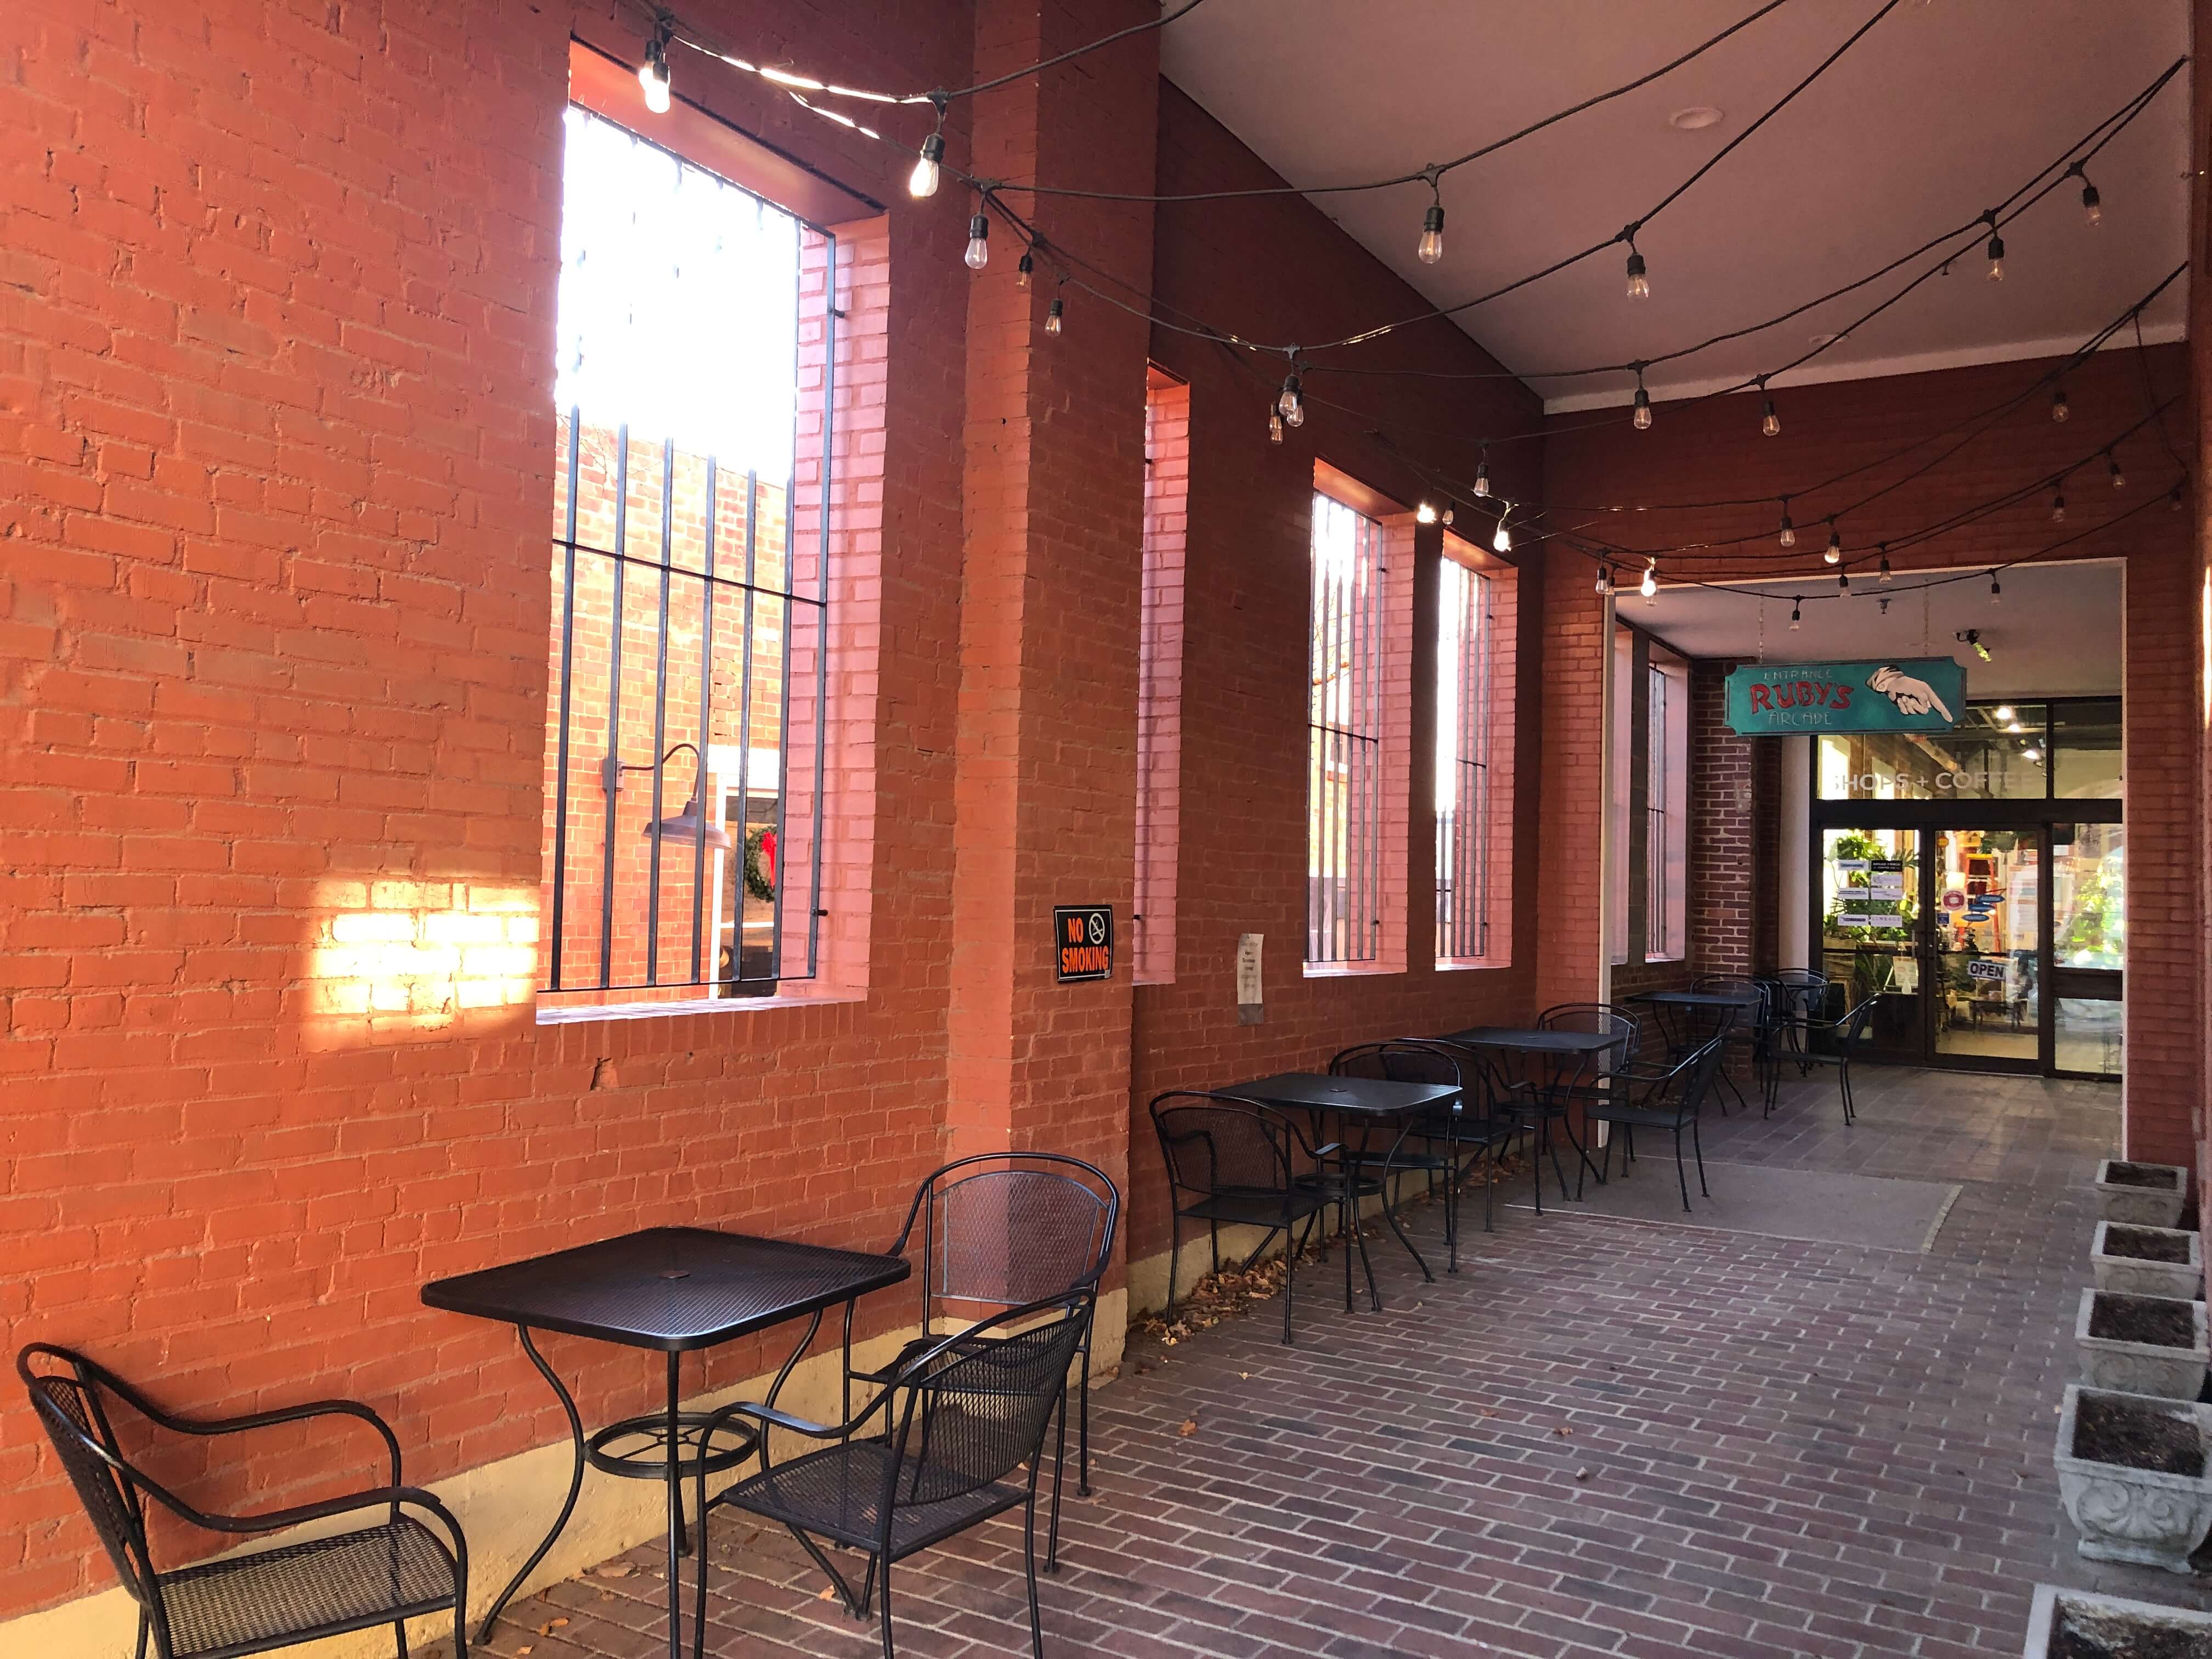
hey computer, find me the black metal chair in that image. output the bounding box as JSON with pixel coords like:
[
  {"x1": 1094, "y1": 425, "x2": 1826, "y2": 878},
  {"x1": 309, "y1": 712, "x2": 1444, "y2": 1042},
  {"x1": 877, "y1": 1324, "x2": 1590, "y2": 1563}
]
[
  {"x1": 1576, "y1": 1036, "x2": 1729, "y2": 1211},
  {"x1": 1519, "y1": 1002, "x2": 1639, "y2": 1198},
  {"x1": 845, "y1": 1153, "x2": 1118, "y2": 1572},
  {"x1": 1689, "y1": 977, "x2": 1770, "y2": 1116},
  {"x1": 1793, "y1": 995, "x2": 1880, "y2": 1124},
  {"x1": 1766, "y1": 969, "x2": 1830, "y2": 1074},
  {"x1": 18, "y1": 1344, "x2": 469, "y2": 1659},
  {"x1": 1150, "y1": 1092, "x2": 1343, "y2": 1342},
  {"x1": 1329, "y1": 1040, "x2": 1516, "y2": 1273},
  {"x1": 695, "y1": 1299, "x2": 1086, "y2": 1659}
]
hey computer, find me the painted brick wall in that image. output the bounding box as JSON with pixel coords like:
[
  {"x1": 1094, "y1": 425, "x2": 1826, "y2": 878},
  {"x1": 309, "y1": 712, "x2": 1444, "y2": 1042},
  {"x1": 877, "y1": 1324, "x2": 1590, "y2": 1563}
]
[{"x1": 1545, "y1": 346, "x2": 2200, "y2": 1163}]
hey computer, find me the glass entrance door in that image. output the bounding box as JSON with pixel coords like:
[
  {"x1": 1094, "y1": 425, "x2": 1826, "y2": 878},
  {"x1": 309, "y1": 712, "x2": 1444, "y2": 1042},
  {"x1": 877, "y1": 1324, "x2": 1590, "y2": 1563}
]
[
  {"x1": 2051, "y1": 821, "x2": 2124, "y2": 1077},
  {"x1": 1928, "y1": 827, "x2": 2039, "y2": 1070},
  {"x1": 1817, "y1": 827, "x2": 1923, "y2": 1063}
]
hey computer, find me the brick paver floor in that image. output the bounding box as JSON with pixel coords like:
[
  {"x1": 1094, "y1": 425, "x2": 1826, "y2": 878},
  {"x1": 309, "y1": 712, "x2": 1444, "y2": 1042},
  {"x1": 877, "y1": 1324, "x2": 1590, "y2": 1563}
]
[{"x1": 458, "y1": 1064, "x2": 2207, "y2": 1659}]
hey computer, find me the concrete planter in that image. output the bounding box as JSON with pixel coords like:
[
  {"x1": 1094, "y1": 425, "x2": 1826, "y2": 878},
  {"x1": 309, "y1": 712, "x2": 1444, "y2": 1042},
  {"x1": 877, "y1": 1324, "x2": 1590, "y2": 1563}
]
[
  {"x1": 2075, "y1": 1289, "x2": 2210, "y2": 1400},
  {"x1": 2022, "y1": 1582, "x2": 2212, "y2": 1654},
  {"x1": 2091, "y1": 1221, "x2": 2204, "y2": 1302},
  {"x1": 2054, "y1": 1385, "x2": 2212, "y2": 1572},
  {"x1": 2094, "y1": 1159, "x2": 2189, "y2": 1228}
]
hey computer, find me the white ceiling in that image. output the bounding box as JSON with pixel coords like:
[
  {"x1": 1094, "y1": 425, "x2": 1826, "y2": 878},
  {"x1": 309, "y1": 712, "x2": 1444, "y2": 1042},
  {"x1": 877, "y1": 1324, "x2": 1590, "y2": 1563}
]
[
  {"x1": 1635, "y1": 557, "x2": 2122, "y2": 698},
  {"x1": 1160, "y1": 1, "x2": 2190, "y2": 409}
]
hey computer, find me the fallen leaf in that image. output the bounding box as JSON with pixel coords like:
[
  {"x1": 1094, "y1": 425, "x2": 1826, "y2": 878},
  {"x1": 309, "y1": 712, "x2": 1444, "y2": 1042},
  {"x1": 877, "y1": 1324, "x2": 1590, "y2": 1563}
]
[
  {"x1": 596, "y1": 1562, "x2": 634, "y2": 1579},
  {"x1": 1239, "y1": 1372, "x2": 1250, "y2": 1381},
  {"x1": 819, "y1": 1585, "x2": 838, "y2": 1601},
  {"x1": 550, "y1": 1618, "x2": 569, "y2": 1629},
  {"x1": 1575, "y1": 1468, "x2": 1592, "y2": 1482},
  {"x1": 1177, "y1": 1417, "x2": 1198, "y2": 1437},
  {"x1": 517, "y1": 1649, "x2": 533, "y2": 1656},
  {"x1": 1554, "y1": 1425, "x2": 1572, "y2": 1437}
]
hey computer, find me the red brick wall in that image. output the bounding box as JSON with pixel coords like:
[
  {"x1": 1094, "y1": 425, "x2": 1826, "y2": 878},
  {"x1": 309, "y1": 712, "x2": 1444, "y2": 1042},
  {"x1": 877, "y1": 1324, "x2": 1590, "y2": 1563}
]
[
  {"x1": 1126, "y1": 85, "x2": 1551, "y2": 1264},
  {"x1": 1545, "y1": 347, "x2": 2199, "y2": 1160}
]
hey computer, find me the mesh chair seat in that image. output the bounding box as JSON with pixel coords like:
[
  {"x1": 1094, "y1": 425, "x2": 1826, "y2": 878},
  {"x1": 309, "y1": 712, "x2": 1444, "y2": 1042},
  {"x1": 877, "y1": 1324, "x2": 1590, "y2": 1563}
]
[
  {"x1": 1176, "y1": 1187, "x2": 1331, "y2": 1228},
  {"x1": 160, "y1": 1516, "x2": 457, "y2": 1659}
]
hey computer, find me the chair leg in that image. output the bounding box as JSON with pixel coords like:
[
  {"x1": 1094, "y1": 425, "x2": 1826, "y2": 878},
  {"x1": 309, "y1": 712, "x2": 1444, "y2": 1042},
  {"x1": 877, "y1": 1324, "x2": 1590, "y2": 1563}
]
[
  {"x1": 1692, "y1": 1116, "x2": 1709, "y2": 1195},
  {"x1": 1023, "y1": 1486, "x2": 1046, "y2": 1659},
  {"x1": 1673, "y1": 1126, "x2": 1691, "y2": 1212},
  {"x1": 1209, "y1": 1219, "x2": 1220, "y2": 1276},
  {"x1": 1044, "y1": 1389, "x2": 1068, "y2": 1573},
  {"x1": 394, "y1": 1621, "x2": 408, "y2": 1659},
  {"x1": 877, "y1": 1559, "x2": 895, "y2": 1659},
  {"x1": 1076, "y1": 1341, "x2": 1092, "y2": 1497},
  {"x1": 1284, "y1": 1228, "x2": 1297, "y2": 1344},
  {"x1": 1165, "y1": 1214, "x2": 1180, "y2": 1322},
  {"x1": 135, "y1": 1611, "x2": 150, "y2": 1659}
]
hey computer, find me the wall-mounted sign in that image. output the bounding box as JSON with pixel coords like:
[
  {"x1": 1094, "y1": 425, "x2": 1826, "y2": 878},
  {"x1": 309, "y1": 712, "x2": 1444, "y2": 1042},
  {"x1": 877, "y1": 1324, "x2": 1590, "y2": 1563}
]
[
  {"x1": 1725, "y1": 657, "x2": 1966, "y2": 735},
  {"x1": 1053, "y1": 905, "x2": 1113, "y2": 982},
  {"x1": 1940, "y1": 889, "x2": 1968, "y2": 913},
  {"x1": 1235, "y1": 933, "x2": 1263, "y2": 1025},
  {"x1": 1966, "y1": 957, "x2": 2007, "y2": 982}
]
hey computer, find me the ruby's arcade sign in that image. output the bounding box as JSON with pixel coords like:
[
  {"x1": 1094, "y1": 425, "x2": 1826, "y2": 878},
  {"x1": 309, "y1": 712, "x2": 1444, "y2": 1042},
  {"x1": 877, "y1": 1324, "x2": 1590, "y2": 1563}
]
[{"x1": 1724, "y1": 657, "x2": 1966, "y2": 736}]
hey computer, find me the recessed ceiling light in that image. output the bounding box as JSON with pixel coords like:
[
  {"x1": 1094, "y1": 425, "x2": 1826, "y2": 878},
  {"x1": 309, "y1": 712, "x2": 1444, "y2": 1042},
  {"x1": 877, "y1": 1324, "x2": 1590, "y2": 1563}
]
[{"x1": 1670, "y1": 106, "x2": 1724, "y2": 131}]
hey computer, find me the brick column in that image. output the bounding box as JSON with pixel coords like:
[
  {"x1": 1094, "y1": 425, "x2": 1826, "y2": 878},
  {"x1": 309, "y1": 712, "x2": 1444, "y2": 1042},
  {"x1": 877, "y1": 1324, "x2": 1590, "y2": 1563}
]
[
  {"x1": 945, "y1": 0, "x2": 1158, "y2": 1181},
  {"x1": 1689, "y1": 660, "x2": 1754, "y2": 979}
]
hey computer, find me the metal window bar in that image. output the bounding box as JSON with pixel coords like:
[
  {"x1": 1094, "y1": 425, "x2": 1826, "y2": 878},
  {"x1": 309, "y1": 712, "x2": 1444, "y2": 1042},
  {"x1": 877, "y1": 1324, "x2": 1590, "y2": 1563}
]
[
  {"x1": 540, "y1": 123, "x2": 836, "y2": 996},
  {"x1": 1435, "y1": 559, "x2": 1491, "y2": 962},
  {"x1": 1308, "y1": 494, "x2": 1383, "y2": 964}
]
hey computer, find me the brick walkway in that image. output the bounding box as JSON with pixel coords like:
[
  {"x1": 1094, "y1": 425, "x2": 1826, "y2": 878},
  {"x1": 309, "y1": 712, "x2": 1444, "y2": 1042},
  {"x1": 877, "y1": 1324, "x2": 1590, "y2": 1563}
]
[{"x1": 461, "y1": 1065, "x2": 2207, "y2": 1659}]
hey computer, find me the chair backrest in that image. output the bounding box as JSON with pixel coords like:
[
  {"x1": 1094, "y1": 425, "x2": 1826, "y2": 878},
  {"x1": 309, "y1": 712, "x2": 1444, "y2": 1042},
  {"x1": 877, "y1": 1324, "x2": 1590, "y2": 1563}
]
[
  {"x1": 886, "y1": 1301, "x2": 1088, "y2": 1521},
  {"x1": 898, "y1": 1155, "x2": 1120, "y2": 1324},
  {"x1": 17, "y1": 1346, "x2": 157, "y2": 1609},
  {"x1": 1837, "y1": 996, "x2": 1881, "y2": 1047},
  {"x1": 1150, "y1": 1094, "x2": 1304, "y2": 1201},
  {"x1": 1329, "y1": 1039, "x2": 1460, "y2": 1090},
  {"x1": 1640, "y1": 1036, "x2": 1729, "y2": 1121},
  {"x1": 1537, "y1": 1002, "x2": 1640, "y2": 1068}
]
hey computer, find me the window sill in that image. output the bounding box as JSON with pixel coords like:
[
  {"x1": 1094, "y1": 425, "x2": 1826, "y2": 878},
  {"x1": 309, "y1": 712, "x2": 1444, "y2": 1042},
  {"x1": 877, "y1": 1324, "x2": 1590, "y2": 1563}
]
[
  {"x1": 535, "y1": 988, "x2": 863, "y2": 1025},
  {"x1": 1644, "y1": 953, "x2": 1685, "y2": 966},
  {"x1": 1302, "y1": 962, "x2": 1406, "y2": 980},
  {"x1": 1435, "y1": 958, "x2": 1506, "y2": 973}
]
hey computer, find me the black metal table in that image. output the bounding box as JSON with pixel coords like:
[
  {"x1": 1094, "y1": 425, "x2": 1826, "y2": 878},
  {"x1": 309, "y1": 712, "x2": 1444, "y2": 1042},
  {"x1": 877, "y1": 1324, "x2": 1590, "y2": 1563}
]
[
  {"x1": 1435, "y1": 1026, "x2": 1622, "y2": 1206},
  {"x1": 1218, "y1": 1073, "x2": 1460, "y2": 1299},
  {"x1": 421, "y1": 1226, "x2": 910, "y2": 1658}
]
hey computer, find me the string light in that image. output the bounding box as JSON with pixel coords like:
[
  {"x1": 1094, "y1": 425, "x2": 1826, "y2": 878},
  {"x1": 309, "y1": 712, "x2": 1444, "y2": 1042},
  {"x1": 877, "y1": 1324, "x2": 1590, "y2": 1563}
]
[
  {"x1": 2106, "y1": 451, "x2": 2126, "y2": 489},
  {"x1": 1877, "y1": 545, "x2": 1893, "y2": 583},
  {"x1": 1777, "y1": 500, "x2": 1796, "y2": 548},
  {"x1": 1016, "y1": 250, "x2": 1034, "y2": 289},
  {"x1": 1789, "y1": 598, "x2": 1802, "y2": 630},
  {"x1": 1632, "y1": 369, "x2": 1653, "y2": 431},
  {"x1": 1624, "y1": 240, "x2": 1650, "y2": 301},
  {"x1": 2051, "y1": 488, "x2": 2067, "y2": 523},
  {"x1": 1760, "y1": 383, "x2": 1781, "y2": 438},
  {"x1": 1983, "y1": 212, "x2": 2005, "y2": 282},
  {"x1": 1594, "y1": 565, "x2": 1613, "y2": 597},
  {"x1": 909, "y1": 131, "x2": 945, "y2": 198},
  {"x1": 1277, "y1": 373, "x2": 1305, "y2": 427},
  {"x1": 1472, "y1": 453, "x2": 1491, "y2": 498},
  {"x1": 1989, "y1": 571, "x2": 2002, "y2": 604},
  {"x1": 1418, "y1": 177, "x2": 1446, "y2": 266},
  {"x1": 1837, "y1": 568, "x2": 1850, "y2": 593},
  {"x1": 1823, "y1": 520, "x2": 1842, "y2": 565},
  {"x1": 2072, "y1": 161, "x2": 2103, "y2": 227},
  {"x1": 1269, "y1": 411, "x2": 1284, "y2": 444},
  {"x1": 1493, "y1": 512, "x2": 1512, "y2": 555},
  {"x1": 1640, "y1": 559, "x2": 1658, "y2": 599},
  {"x1": 964, "y1": 212, "x2": 990, "y2": 270},
  {"x1": 639, "y1": 24, "x2": 674, "y2": 114},
  {"x1": 2051, "y1": 386, "x2": 2069, "y2": 422},
  {"x1": 2172, "y1": 483, "x2": 2187, "y2": 513},
  {"x1": 1441, "y1": 503, "x2": 1455, "y2": 526},
  {"x1": 1417, "y1": 500, "x2": 1440, "y2": 525},
  {"x1": 1045, "y1": 297, "x2": 1064, "y2": 335}
]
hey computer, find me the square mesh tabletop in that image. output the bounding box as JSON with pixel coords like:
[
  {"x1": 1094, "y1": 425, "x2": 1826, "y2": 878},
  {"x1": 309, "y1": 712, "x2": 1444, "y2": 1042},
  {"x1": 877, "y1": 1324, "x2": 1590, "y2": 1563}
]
[
  {"x1": 420, "y1": 1227, "x2": 911, "y2": 1352},
  {"x1": 1629, "y1": 990, "x2": 1760, "y2": 1010},
  {"x1": 1438, "y1": 1025, "x2": 1622, "y2": 1054},
  {"x1": 1216, "y1": 1073, "x2": 1460, "y2": 1119}
]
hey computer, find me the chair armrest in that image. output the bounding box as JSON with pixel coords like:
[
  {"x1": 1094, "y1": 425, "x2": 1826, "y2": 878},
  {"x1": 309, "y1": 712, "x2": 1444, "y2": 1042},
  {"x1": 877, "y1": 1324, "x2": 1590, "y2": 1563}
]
[
  {"x1": 128, "y1": 1393, "x2": 403, "y2": 1487},
  {"x1": 137, "y1": 1476, "x2": 461, "y2": 1548},
  {"x1": 1310, "y1": 1142, "x2": 1344, "y2": 1161}
]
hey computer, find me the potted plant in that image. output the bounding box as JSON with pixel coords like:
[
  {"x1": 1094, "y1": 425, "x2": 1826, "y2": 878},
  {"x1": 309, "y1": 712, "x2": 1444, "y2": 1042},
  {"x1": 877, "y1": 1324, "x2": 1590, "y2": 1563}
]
[
  {"x1": 2094, "y1": 1159, "x2": 2189, "y2": 1228},
  {"x1": 2075, "y1": 1289, "x2": 2209, "y2": 1400},
  {"x1": 2091, "y1": 1221, "x2": 2204, "y2": 1303},
  {"x1": 2054, "y1": 1385, "x2": 2212, "y2": 1572},
  {"x1": 2022, "y1": 1583, "x2": 2212, "y2": 1655}
]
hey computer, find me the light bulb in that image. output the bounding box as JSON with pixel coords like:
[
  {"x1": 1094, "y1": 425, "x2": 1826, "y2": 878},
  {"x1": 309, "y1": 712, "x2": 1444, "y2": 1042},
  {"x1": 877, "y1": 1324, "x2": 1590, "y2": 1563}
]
[
  {"x1": 1993, "y1": 704, "x2": 2016, "y2": 722},
  {"x1": 1044, "y1": 298, "x2": 1063, "y2": 335},
  {"x1": 1277, "y1": 374, "x2": 1302, "y2": 421},
  {"x1": 639, "y1": 37, "x2": 672, "y2": 115},
  {"x1": 1441, "y1": 505, "x2": 1454, "y2": 526},
  {"x1": 2051, "y1": 490, "x2": 2066, "y2": 523},
  {"x1": 964, "y1": 214, "x2": 989, "y2": 270},
  {"x1": 1789, "y1": 601, "x2": 1802, "y2": 631},
  {"x1": 1761, "y1": 397, "x2": 1780, "y2": 438},
  {"x1": 909, "y1": 133, "x2": 945, "y2": 199},
  {"x1": 1269, "y1": 411, "x2": 1283, "y2": 444},
  {"x1": 1878, "y1": 550, "x2": 1893, "y2": 584},
  {"x1": 2051, "y1": 387, "x2": 2069, "y2": 423},
  {"x1": 2107, "y1": 454, "x2": 2126, "y2": 490},
  {"x1": 1624, "y1": 250, "x2": 1649, "y2": 301},
  {"x1": 1990, "y1": 574, "x2": 2002, "y2": 605},
  {"x1": 1285, "y1": 400, "x2": 1304, "y2": 428},
  {"x1": 1823, "y1": 523, "x2": 1841, "y2": 565},
  {"x1": 1633, "y1": 386, "x2": 1652, "y2": 431},
  {"x1": 1472, "y1": 458, "x2": 1491, "y2": 498},
  {"x1": 2024, "y1": 744, "x2": 2043, "y2": 761},
  {"x1": 1594, "y1": 566, "x2": 1612, "y2": 596},
  {"x1": 1778, "y1": 510, "x2": 1796, "y2": 549},
  {"x1": 1493, "y1": 520, "x2": 1511, "y2": 554},
  {"x1": 1417, "y1": 501, "x2": 1438, "y2": 525},
  {"x1": 1985, "y1": 232, "x2": 2004, "y2": 282},
  {"x1": 2081, "y1": 180, "x2": 2102, "y2": 227},
  {"x1": 1016, "y1": 251, "x2": 1033, "y2": 290},
  {"x1": 1639, "y1": 562, "x2": 1657, "y2": 599},
  {"x1": 1417, "y1": 203, "x2": 1445, "y2": 266},
  {"x1": 1837, "y1": 569, "x2": 1850, "y2": 593},
  {"x1": 2172, "y1": 484, "x2": 2187, "y2": 514}
]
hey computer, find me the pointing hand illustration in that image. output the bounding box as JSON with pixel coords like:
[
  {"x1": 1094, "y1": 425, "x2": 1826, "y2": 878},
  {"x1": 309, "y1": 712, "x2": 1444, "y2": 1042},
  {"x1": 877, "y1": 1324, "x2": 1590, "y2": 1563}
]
[{"x1": 1868, "y1": 665, "x2": 1953, "y2": 721}]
